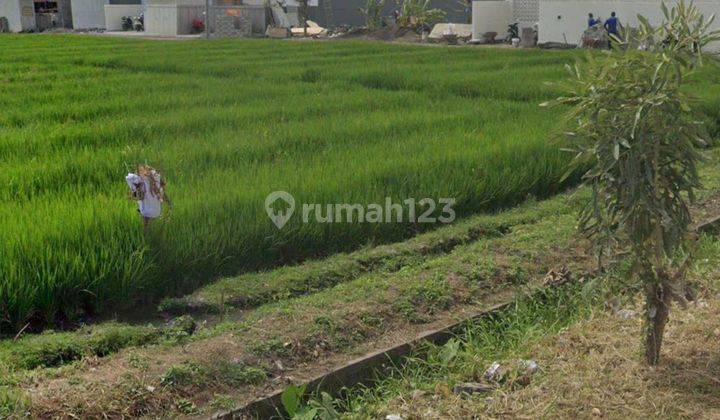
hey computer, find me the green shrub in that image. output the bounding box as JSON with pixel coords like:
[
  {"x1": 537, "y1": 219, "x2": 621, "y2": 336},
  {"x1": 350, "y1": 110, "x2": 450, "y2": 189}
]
[
  {"x1": 214, "y1": 361, "x2": 266, "y2": 386},
  {"x1": 160, "y1": 362, "x2": 207, "y2": 388},
  {"x1": 0, "y1": 324, "x2": 160, "y2": 370}
]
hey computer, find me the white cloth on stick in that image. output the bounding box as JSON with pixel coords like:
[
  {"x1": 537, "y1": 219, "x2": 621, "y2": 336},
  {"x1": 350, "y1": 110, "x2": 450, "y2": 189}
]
[{"x1": 126, "y1": 172, "x2": 163, "y2": 219}]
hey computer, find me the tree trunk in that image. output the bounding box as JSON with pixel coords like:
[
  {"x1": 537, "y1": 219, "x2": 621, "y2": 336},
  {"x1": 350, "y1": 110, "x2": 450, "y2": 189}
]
[
  {"x1": 301, "y1": 0, "x2": 308, "y2": 37},
  {"x1": 644, "y1": 281, "x2": 670, "y2": 365}
]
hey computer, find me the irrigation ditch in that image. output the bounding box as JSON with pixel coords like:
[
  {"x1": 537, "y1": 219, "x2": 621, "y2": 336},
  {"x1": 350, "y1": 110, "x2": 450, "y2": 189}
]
[{"x1": 214, "y1": 280, "x2": 571, "y2": 419}]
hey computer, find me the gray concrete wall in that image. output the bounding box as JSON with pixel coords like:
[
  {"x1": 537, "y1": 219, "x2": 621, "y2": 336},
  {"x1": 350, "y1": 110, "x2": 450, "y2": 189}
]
[
  {"x1": 309, "y1": 0, "x2": 471, "y2": 27},
  {"x1": 71, "y1": 0, "x2": 110, "y2": 28},
  {"x1": 1, "y1": 0, "x2": 37, "y2": 32},
  {"x1": 144, "y1": 1, "x2": 202, "y2": 35},
  {"x1": 18, "y1": 0, "x2": 35, "y2": 30},
  {"x1": 59, "y1": 0, "x2": 74, "y2": 28},
  {"x1": 0, "y1": 0, "x2": 23, "y2": 32},
  {"x1": 104, "y1": 4, "x2": 143, "y2": 30},
  {"x1": 145, "y1": 4, "x2": 177, "y2": 35}
]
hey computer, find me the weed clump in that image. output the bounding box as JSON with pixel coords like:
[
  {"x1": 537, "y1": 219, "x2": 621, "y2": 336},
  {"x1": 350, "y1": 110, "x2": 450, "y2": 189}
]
[
  {"x1": 160, "y1": 362, "x2": 206, "y2": 388},
  {"x1": 395, "y1": 275, "x2": 454, "y2": 323},
  {"x1": 1, "y1": 324, "x2": 160, "y2": 370},
  {"x1": 160, "y1": 360, "x2": 265, "y2": 390}
]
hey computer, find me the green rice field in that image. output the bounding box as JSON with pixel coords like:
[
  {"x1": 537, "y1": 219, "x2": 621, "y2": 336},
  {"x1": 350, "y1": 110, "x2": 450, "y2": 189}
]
[{"x1": 1, "y1": 35, "x2": 719, "y2": 335}]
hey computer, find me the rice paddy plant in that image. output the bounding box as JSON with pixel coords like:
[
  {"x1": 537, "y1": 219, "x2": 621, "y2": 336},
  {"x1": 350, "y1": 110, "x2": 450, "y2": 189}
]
[{"x1": 0, "y1": 35, "x2": 715, "y2": 334}]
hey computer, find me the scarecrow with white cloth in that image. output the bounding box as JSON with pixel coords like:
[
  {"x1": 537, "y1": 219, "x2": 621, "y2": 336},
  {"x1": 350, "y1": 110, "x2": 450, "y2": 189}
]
[{"x1": 126, "y1": 165, "x2": 171, "y2": 232}]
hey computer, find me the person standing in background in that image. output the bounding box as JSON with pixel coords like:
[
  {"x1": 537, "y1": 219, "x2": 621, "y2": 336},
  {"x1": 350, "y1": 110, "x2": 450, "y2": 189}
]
[
  {"x1": 604, "y1": 11, "x2": 620, "y2": 40},
  {"x1": 603, "y1": 12, "x2": 620, "y2": 49},
  {"x1": 588, "y1": 13, "x2": 600, "y2": 28}
]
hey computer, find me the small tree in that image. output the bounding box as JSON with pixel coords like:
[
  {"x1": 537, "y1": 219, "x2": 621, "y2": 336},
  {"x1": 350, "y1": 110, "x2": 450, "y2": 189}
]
[
  {"x1": 359, "y1": 0, "x2": 387, "y2": 31},
  {"x1": 298, "y1": 0, "x2": 309, "y2": 36},
  {"x1": 394, "y1": 0, "x2": 445, "y2": 30},
  {"x1": 547, "y1": 1, "x2": 719, "y2": 365}
]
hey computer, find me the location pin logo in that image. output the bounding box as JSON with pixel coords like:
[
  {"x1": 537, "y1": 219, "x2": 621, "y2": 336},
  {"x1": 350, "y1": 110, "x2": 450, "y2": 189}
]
[{"x1": 265, "y1": 191, "x2": 295, "y2": 229}]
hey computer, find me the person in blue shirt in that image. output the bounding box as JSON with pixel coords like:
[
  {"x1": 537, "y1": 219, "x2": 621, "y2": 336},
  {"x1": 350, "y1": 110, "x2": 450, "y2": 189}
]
[
  {"x1": 604, "y1": 12, "x2": 619, "y2": 36},
  {"x1": 588, "y1": 13, "x2": 600, "y2": 28}
]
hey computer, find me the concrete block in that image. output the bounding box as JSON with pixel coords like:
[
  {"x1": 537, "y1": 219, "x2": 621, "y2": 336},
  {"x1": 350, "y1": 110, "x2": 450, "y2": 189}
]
[
  {"x1": 266, "y1": 25, "x2": 290, "y2": 38},
  {"x1": 429, "y1": 23, "x2": 472, "y2": 41}
]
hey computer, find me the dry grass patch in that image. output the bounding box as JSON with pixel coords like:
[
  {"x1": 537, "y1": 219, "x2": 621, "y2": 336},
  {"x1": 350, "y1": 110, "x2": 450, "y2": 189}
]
[
  {"x1": 482, "y1": 293, "x2": 720, "y2": 419},
  {"x1": 371, "y1": 260, "x2": 720, "y2": 419}
]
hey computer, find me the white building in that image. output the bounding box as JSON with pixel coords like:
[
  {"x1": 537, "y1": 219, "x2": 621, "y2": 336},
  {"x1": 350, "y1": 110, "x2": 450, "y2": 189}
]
[
  {"x1": 0, "y1": 0, "x2": 138, "y2": 32},
  {"x1": 72, "y1": 0, "x2": 110, "y2": 29},
  {"x1": 512, "y1": 0, "x2": 539, "y2": 26},
  {"x1": 471, "y1": 0, "x2": 540, "y2": 39},
  {"x1": 1, "y1": 0, "x2": 36, "y2": 32},
  {"x1": 143, "y1": 0, "x2": 205, "y2": 36},
  {"x1": 104, "y1": 1, "x2": 144, "y2": 31},
  {"x1": 538, "y1": 0, "x2": 720, "y2": 50},
  {"x1": 0, "y1": 0, "x2": 75, "y2": 32}
]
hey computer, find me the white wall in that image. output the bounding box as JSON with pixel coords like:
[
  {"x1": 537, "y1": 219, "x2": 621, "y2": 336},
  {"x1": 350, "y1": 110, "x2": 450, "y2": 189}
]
[
  {"x1": 1, "y1": 0, "x2": 37, "y2": 32},
  {"x1": 472, "y1": 0, "x2": 513, "y2": 40},
  {"x1": 539, "y1": 0, "x2": 720, "y2": 51},
  {"x1": 144, "y1": 0, "x2": 203, "y2": 35},
  {"x1": 145, "y1": 4, "x2": 177, "y2": 35},
  {"x1": 18, "y1": 0, "x2": 35, "y2": 30},
  {"x1": 72, "y1": 0, "x2": 110, "y2": 29},
  {"x1": 513, "y1": 0, "x2": 539, "y2": 24},
  {"x1": 0, "y1": 0, "x2": 22, "y2": 32},
  {"x1": 104, "y1": 4, "x2": 143, "y2": 30}
]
